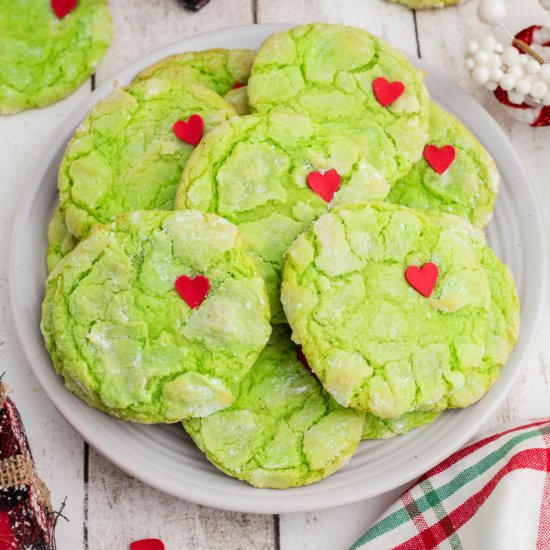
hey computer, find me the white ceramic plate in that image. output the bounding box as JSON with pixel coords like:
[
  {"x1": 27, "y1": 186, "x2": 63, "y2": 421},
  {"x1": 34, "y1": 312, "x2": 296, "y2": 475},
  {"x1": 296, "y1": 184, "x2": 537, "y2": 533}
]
[{"x1": 9, "y1": 24, "x2": 547, "y2": 514}]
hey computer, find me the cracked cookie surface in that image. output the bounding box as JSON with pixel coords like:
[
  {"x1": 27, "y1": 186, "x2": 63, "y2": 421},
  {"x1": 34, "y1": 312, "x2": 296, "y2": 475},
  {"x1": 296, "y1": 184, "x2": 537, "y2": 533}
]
[
  {"x1": 282, "y1": 202, "x2": 519, "y2": 418},
  {"x1": 46, "y1": 204, "x2": 78, "y2": 273},
  {"x1": 41, "y1": 210, "x2": 271, "y2": 423},
  {"x1": 176, "y1": 111, "x2": 392, "y2": 322},
  {"x1": 184, "y1": 325, "x2": 364, "y2": 488},
  {"x1": 0, "y1": 0, "x2": 112, "y2": 114},
  {"x1": 388, "y1": 103, "x2": 499, "y2": 228},
  {"x1": 247, "y1": 23, "x2": 430, "y2": 180},
  {"x1": 133, "y1": 49, "x2": 255, "y2": 96},
  {"x1": 59, "y1": 78, "x2": 237, "y2": 239}
]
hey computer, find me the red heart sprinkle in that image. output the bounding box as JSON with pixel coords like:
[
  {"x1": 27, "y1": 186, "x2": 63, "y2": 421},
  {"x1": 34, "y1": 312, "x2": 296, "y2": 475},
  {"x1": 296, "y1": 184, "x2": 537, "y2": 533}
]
[
  {"x1": 307, "y1": 169, "x2": 341, "y2": 203},
  {"x1": 405, "y1": 262, "x2": 439, "y2": 298},
  {"x1": 51, "y1": 0, "x2": 77, "y2": 18},
  {"x1": 175, "y1": 275, "x2": 210, "y2": 309},
  {"x1": 424, "y1": 144, "x2": 456, "y2": 175},
  {"x1": 173, "y1": 114, "x2": 204, "y2": 146},
  {"x1": 372, "y1": 77, "x2": 405, "y2": 107},
  {"x1": 130, "y1": 540, "x2": 165, "y2": 550},
  {"x1": 231, "y1": 82, "x2": 245, "y2": 90}
]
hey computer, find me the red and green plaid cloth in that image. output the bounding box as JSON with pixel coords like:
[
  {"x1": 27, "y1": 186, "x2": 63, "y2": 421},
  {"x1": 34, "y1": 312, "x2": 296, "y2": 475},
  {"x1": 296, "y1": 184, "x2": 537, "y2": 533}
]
[{"x1": 351, "y1": 419, "x2": 550, "y2": 550}]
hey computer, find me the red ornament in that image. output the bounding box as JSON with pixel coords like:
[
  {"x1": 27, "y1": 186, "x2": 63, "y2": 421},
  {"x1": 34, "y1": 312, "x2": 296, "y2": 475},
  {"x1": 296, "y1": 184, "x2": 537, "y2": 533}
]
[
  {"x1": 307, "y1": 169, "x2": 341, "y2": 203},
  {"x1": 51, "y1": 0, "x2": 77, "y2": 18},
  {"x1": 130, "y1": 540, "x2": 165, "y2": 550},
  {"x1": 175, "y1": 275, "x2": 210, "y2": 309},
  {"x1": 231, "y1": 82, "x2": 245, "y2": 90},
  {"x1": 372, "y1": 77, "x2": 405, "y2": 107},
  {"x1": 405, "y1": 262, "x2": 439, "y2": 298},
  {"x1": 173, "y1": 114, "x2": 204, "y2": 146},
  {"x1": 424, "y1": 144, "x2": 456, "y2": 175}
]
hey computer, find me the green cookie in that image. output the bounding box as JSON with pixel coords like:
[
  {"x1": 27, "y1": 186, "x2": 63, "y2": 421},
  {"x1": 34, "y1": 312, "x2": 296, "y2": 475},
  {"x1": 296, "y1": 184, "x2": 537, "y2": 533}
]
[
  {"x1": 362, "y1": 410, "x2": 439, "y2": 439},
  {"x1": 0, "y1": 0, "x2": 112, "y2": 114},
  {"x1": 176, "y1": 111, "x2": 392, "y2": 322},
  {"x1": 133, "y1": 49, "x2": 255, "y2": 96},
  {"x1": 184, "y1": 326, "x2": 364, "y2": 488},
  {"x1": 41, "y1": 210, "x2": 271, "y2": 423},
  {"x1": 59, "y1": 79, "x2": 237, "y2": 239},
  {"x1": 388, "y1": 0, "x2": 463, "y2": 8},
  {"x1": 282, "y1": 201, "x2": 519, "y2": 418},
  {"x1": 388, "y1": 103, "x2": 498, "y2": 228},
  {"x1": 46, "y1": 204, "x2": 78, "y2": 273},
  {"x1": 247, "y1": 23, "x2": 430, "y2": 179}
]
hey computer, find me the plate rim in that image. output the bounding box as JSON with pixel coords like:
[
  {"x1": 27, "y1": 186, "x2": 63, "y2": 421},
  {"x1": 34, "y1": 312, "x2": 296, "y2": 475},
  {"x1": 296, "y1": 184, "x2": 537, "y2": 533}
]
[{"x1": 9, "y1": 23, "x2": 548, "y2": 514}]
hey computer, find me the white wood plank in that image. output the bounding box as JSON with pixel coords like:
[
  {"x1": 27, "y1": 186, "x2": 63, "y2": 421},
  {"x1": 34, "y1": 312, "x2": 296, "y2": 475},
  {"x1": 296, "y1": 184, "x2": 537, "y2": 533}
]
[
  {"x1": 0, "y1": 83, "x2": 92, "y2": 549},
  {"x1": 415, "y1": 0, "x2": 550, "y2": 431},
  {"x1": 87, "y1": 447, "x2": 276, "y2": 549},
  {"x1": 256, "y1": 0, "x2": 418, "y2": 54},
  {"x1": 95, "y1": 0, "x2": 255, "y2": 85}
]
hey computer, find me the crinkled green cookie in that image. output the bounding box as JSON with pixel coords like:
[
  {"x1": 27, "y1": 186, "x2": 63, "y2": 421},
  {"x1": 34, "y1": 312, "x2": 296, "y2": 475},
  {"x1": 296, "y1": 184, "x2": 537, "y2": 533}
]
[
  {"x1": 41, "y1": 210, "x2": 271, "y2": 423},
  {"x1": 388, "y1": 0, "x2": 463, "y2": 8},
  {"x1": 247, "y1": 23, "x2": 430, "y2": 179},
  {"x1": 0, "y1": 0, "x2": 112, "y2": 114},
  {"x1": 282, "y1": 201, "x2": 519, "y2": 418},
  {"x1": 176, "y1": 111, "x2": 392, "y2": 322},
  {"x1": 133, "y1": 49, "x2": 255, "y2": 96},
  {"x1": 46, "y1": 204, "x2": 78, "y2": 273},
  {"x1": 388, "y1": 103, "x2": 499, "y2": 228},
  {"x1": 362, "y1": 411, "x2": 439, "y2": 439},
  {"x1": 224, "y1": 86, "x2": 250, "y2": 115},
  {"x1": 184, "y1": 326, "x2": 364, "y2": 488},
  {"x1": 58, "y1": 79, "x2": 237, "y2": 239}
]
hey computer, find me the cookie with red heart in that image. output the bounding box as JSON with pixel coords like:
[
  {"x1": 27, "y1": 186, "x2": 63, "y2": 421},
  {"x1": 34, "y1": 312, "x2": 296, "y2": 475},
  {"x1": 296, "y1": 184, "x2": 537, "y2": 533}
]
[
  {"x1": 175, "y1": 110, "x2": 392, "y2": 323},
  {"x1": 59, "y1": 79, "x2": 237, "y2": 240},
  {"x1": 388, "y1": 103, "x2": 499, "y2": 229},
  {"x1": 248, "y1": 23, "x2": 431, "y2": 179},
  {"x1": 41, "y1": 210, "x2": 271, "y2": 423},
  {"x1": 0, "y1": 0, "x2": 112, "y2": 114},
  {"x1": 282, "y1": 201, "x2": 518, "y2": 418}
]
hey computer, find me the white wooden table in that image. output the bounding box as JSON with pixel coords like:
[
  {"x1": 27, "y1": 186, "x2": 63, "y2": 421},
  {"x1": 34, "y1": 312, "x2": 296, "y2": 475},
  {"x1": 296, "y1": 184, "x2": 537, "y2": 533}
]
[{"x1": 1, "y1": 1, "x2": 549, "y2": 548}]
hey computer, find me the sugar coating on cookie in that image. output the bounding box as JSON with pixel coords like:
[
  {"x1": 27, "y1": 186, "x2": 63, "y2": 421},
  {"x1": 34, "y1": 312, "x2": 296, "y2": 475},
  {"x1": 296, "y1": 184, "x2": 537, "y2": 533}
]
[
  {"x1": 0, "y1": 0, "x2": 112, "y2": 114},
  {"x1": 176, "y1": 111, "x2": 391, "y2": 322},
  {"x1": 41, "y1": 210, "x2": 271, "y2": 423},
  {"x1": 46, "y1": 204, "x2": 78, "y2": 273},
  {"x1": 388, "y1": 103, "x2": 499, "y2": 228},
  {"x1": 248, "y1": 23, "x2": 430, "y2": 179},
  {"x1": 388, "y1": 0, "x2": 463, "y2": 9},
  {"x1": 59, "y1": 79, "x2": 237, "y2": 239},
  {"x1": 133, "y1": 49, "x2": 255, "y2": 96},
  {"x1": 184, "y1": 326, "x2": 364, "y2": 488},
  {"x1": 362, "y1": 410, "x2": 440, "y2": 439},
  {"x1": 282, "y1": 202, "x2": 518, "y2": 418},
  {"x1": 224, "y1": 85, "x2": 251, "y2": 115}
]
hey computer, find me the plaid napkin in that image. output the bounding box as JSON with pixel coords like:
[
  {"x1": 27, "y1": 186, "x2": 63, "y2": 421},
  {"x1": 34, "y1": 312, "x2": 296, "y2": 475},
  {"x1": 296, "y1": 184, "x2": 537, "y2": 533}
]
[{"x1": 351, "y1": 419, "x2": 550, "y2": 550}]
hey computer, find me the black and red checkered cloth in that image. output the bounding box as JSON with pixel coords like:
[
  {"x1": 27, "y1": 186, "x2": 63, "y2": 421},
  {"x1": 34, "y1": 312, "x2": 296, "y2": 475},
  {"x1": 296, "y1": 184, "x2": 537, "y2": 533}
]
[{"x1": 0, "y1": 381, "x2": 55, "y2": 550}]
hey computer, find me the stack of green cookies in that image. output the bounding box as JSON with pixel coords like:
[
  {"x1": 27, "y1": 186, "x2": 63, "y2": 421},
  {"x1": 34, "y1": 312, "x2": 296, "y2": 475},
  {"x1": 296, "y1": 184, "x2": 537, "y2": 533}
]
[{"x1": 41, "y1": 23, "x2": 519, "y2": 489}]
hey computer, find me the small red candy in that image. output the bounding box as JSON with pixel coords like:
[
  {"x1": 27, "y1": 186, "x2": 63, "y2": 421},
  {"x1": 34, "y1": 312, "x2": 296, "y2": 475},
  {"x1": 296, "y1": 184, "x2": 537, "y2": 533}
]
[
  {"x1": 51, "y1": 0, "x2": 78, "y2": 18},
  {"x1": 130, "y1": 540, "x2": 165, "y2": 550},
  {"x1": 424, "y1": 144, "x2": 456, "y2": 175},
  {"x1": 173, "y1": 114, "x2": 204, "y2": 146},
  {"x1": 405, "y1": 262, "x2": 438, "y2": 298},
  {"x1": 175, "y1": 275, "x2": 210, "y2": 309},
  {"x1": 372, "y1": 77, "x2": 405, "y2": 107},
  {"x1": 307, "y1": 169, "x2": 341, "y2": 203},
  {"x1": 231, "y1": 82, "x2": 245, "y2": 90}
]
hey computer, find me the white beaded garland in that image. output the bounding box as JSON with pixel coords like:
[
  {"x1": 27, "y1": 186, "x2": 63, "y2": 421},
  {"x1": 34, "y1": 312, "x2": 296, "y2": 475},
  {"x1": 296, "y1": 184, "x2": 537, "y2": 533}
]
[
  {"x1": 508, "y1": 91, "x2": 525, "y2": 104},
  {"x1": 467, "y1": 41, "x2": 479, "y2": 54},
  {"x1": 508, "y1": 65, "x2": 524, "y2": 79},
  {"x1": 474, "y1": 51, "x2": 490, "y2": 66},
  {"x1": 502, "y1": 47, "x2": 520, "y2": 65},
  {"x1": 540, "y1": 64, "x2": 550, "y2": 81},
  {"x1": 473, "y1": 66, "x2": 490, "y2": 84},
  {"x1": 490, "y1": 68, "x2": 503, "y2": 81},
  {"x1": 543, "y1": 93, "x2": 550, "y2": 106},
  {"x1": 515, "y1": 79, "x2": 532, "y2": 95},
  {"x1": 526, "y1": 59, "x2": 541, "y2": 74},
  {"x1": 531, "y1": 82, "x2": 548, "y2": 99},
  {"x1": 500, "y1": 74, "x2": 516, "y2": 90}
]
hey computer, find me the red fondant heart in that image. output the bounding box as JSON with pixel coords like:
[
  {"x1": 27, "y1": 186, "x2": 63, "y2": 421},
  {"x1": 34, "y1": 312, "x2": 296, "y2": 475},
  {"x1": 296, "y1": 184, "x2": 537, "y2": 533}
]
[
  {"x1": 173, "y1": 114, "x2": 204, "y2": 146},
  {"x1": 372, "y1": 77, "x2": 405, "y2": 107},
  {"x1": 175, "y1": 275, "x2": 210, "y2": 309},
  {"x1": 51, "y1": 0, "x2": 77, "y2": 18},
  {"x1": 424, "y1": 144, "x2": 456, "y2": 175},
  {"x1": 405, "y1": 262, "x2": 438, "y2": 298},
  {"x1": 130, "y1": 540, "x2": 165, "y2": 550},
  {"x1": 307, "y1": 169, "x2": 341, "y2": 203},
  {"x1": 231, "y1": 81, "x2": 245, "y2": 90}
]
